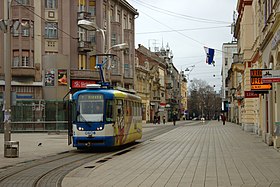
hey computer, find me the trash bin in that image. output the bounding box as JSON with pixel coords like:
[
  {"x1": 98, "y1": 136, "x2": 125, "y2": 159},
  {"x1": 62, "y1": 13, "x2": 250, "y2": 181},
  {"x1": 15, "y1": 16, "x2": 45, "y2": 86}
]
[{"x1": 4, "y1": 141, "x2": 19, "y2": 158}]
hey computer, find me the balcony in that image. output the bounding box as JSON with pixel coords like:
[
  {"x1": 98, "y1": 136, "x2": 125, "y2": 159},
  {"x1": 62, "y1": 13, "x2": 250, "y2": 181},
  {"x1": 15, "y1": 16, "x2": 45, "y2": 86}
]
[
  {"x1": 12, "y1": 67, "x2": 35, "y2": 77},
  {"x1": 70, "y1": 69, "x2": 100, "y2": 80},
  {"x1": 111, "y1": 74, "x2": 122, "y2": 82},
  {"x1": 152, "y1": 96, "x2": 161, "y2": 102},
  {"x1": 78, "y1": 41, "x2": 93, "y2": 52},
  {"x1": 77, "y1": 11, "x2": 92, "y2": 20},
  {"x1": 123, "y1": 77, "x2": 134, "y2": 84}
]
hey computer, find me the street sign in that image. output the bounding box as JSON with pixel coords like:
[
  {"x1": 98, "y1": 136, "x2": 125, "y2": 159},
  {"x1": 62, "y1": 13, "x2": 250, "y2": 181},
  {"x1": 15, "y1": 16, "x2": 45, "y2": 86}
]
[
  {"x1": 250, "y1": 69, "x2": 272, "y2": 91},
  {"x1": 262, "y1": 70, "x2": 280, "y2": 83}
]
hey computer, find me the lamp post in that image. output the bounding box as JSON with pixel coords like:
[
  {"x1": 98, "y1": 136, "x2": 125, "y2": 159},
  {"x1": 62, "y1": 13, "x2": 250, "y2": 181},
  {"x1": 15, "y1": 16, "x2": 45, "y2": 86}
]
[
  {"x1": 77, "y1": 19, "x2": 128, "y2": 84},
  {"x1": 184, "y1": 65, "x2": 195, "y2": 81},
  {"x1": 1, "y1": 0, "x2": 12, "y2": 157}
]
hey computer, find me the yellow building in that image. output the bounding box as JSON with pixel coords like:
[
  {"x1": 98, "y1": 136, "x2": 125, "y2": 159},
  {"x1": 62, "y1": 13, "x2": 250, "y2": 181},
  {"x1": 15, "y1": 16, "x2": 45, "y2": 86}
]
[{"x1": 235, "y1": 0, "x2": 280, "y2": 147}]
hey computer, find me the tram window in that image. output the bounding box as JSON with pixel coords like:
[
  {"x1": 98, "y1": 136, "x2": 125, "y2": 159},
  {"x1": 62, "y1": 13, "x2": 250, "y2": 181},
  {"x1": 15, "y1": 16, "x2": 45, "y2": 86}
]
[
  {"x1": 106, "y1": 100, "x2": 113, "y2": 122},
  {"x1": 116, "y1": 99, "x2": 123, "y2": 116}
]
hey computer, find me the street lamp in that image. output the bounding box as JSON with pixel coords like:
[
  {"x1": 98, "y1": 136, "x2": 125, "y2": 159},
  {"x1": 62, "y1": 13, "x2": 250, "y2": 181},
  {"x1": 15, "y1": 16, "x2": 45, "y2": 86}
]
[
  {"x1": 77, "y1": 19, "x2": 105, "y2": 53},
  {"x1": 77, "y1": 19, "x2": 129, "y2": 85},
  {"x1": 184, "y1": 65, "x2": 195, "y2": 82},
  {"x1": 1, "y1": 0, "x2": 13, "y2": 157}
]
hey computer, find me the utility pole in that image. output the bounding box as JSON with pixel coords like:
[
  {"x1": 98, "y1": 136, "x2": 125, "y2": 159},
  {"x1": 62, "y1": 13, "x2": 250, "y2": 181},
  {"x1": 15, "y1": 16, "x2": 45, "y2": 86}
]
[{"x1": 3, "y1": 0, "x2": 12, "y2": 157}]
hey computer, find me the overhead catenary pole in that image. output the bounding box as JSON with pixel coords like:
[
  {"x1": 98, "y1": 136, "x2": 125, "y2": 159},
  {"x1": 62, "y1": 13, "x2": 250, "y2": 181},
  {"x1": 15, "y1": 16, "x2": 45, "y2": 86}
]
[{"x1": 3, "y1": 0, "x2": 12, "y2": 156}]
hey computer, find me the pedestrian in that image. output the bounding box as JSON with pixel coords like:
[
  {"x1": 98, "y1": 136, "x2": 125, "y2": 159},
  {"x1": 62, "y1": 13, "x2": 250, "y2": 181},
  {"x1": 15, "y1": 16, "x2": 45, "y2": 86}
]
[
  {"x1": 221, "y1": 114, "x2": 226, "y2": 125},
  {"x1": 153, "y1": 115, "x2": 157, "y2": 124},
  {"x1": 172, "y1": 110, "x2": 177, "y2": 126},
  {"x1": 163, "y1": 115, "x2": 166, "y2": 124},
  {"x1": 158, "y1": 116, "x2": 160, "y2": 124}
]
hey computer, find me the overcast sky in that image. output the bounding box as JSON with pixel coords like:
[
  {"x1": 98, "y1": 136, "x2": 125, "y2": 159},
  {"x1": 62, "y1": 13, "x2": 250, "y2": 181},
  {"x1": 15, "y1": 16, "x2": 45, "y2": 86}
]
[{"x1": 127, "y1": 0, "x2": 238, "y2": 91}]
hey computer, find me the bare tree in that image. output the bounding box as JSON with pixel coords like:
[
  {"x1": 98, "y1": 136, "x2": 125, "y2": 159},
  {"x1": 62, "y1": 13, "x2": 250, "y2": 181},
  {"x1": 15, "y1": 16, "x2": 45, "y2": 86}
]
[{"x1": 187, "y1": 79, "x2": 221, "y2": 120}]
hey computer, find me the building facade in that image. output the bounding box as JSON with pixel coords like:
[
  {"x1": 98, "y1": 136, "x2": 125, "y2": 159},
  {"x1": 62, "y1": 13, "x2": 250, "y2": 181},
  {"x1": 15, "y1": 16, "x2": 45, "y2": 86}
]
[
  {"x1": 0, "y1": 0, "x2": 138, "y2": 126},
  {"x1": 233, "y1": 0, "x2": 280, "y2": 147}
]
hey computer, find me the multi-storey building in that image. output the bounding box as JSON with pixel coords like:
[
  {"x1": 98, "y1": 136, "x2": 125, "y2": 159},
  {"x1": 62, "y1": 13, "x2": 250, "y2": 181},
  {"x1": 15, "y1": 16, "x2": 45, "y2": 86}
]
[
  {"x1": 0, "y1": 0, "x2": 138, "y2": 126},
  {"x1": 234, "y1": 0, "x2": 280, "y2": 147},
  {"x1": 221, "y1": 42, "x2": 238, "y2": 123},
  {"x1": 136, "y1": 44, "x2": 168, "y2": 123}
]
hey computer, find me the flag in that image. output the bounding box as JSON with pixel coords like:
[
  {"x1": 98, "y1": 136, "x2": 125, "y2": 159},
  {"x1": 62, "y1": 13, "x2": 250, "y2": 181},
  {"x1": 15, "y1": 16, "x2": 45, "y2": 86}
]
[{"x1": 204, "y1": 47, "x2": 215, "y2": 66}]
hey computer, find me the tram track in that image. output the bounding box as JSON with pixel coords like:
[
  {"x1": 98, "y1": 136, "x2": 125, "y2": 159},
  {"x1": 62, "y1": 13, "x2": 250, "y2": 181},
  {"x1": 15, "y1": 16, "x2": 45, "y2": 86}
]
[{"x1": 0, "y1": 121, "x2": 201, "y2": 187}]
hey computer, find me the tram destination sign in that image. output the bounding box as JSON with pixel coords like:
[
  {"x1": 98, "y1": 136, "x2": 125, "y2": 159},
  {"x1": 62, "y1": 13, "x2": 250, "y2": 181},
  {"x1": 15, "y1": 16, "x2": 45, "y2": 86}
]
[{"x1": 250, "y1": 69, "x2": 272, "y2": 91}]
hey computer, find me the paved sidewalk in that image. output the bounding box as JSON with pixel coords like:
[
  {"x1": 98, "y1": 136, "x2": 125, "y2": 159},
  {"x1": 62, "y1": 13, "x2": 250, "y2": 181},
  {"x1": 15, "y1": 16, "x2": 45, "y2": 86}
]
[
  {"x1": 0, "y1": 122, "x2": 173, "y2": 169},
  {"x1": 0, "y1": 133, "x2": 75, "y2": 169},
  {"x1": 63, "y1": 121, "x2": 280, "y2": 187}
]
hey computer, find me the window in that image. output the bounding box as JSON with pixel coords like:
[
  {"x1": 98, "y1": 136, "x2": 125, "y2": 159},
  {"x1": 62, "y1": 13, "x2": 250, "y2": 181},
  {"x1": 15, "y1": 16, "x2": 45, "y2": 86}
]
[
  {"x1": 22, "y1": 21, "x2": 30, "y2": 37},
  {"x1": 264, "y1": 0, "x2": 274, "y2": 24},
  {"x1": 17, "y1": 0, "x2": 30, "y2": 5},
  {"x1": 88, "y1": 31, "x2": 95, "y2": 44},
  {"x1": 88, "y1": 0, "x2": 96, "y2": 16},
  {"x1": 106, "y1": 100, "x2": 114, "y2": 122},
  {"x1": 45, "y1": 0, "x2": 57, "y2": 9},
  {"x1": 22, "y1": 51, "x2": 30, "y2": 67},
  {"x1": 123, "y1": 14, "x2": 127, "y2": 29},
  {"x1": 128, "y1": 17, "x2": 132, "y2": 29},
  {"x1": 13, "y1": 51, "x2": 20, "y2": 67},
  {"x1": 117, "y1": 10, "x2": 121, "y2": 22},
  {"x1": 225, "y1": 58, "x2": 228, "y2": 66},
  {"x1": 110, "y1": 7, "x2": 115, "y2": 22},
  {"x1": 78, "y1": 27, "x2": 86, "y2": 41},
  {"x1": 45, "y1": 22, "x2": 58, "y2": 39},
  {"x1": 77, "y1": 94, "x2": 104, "y2": 122},
  {"x1": 78, "y1": 0, "x2": 85, "y2": 12},
  {"x1": 111, "y1": 33, "x2": 117, "y2": 46}
]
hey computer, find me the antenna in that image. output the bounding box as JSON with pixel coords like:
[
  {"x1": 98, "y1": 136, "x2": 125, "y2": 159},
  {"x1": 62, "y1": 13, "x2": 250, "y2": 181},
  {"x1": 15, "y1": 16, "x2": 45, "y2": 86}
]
[{"x1": 148, "y1": 39, "x2": 160, "y2": 52}]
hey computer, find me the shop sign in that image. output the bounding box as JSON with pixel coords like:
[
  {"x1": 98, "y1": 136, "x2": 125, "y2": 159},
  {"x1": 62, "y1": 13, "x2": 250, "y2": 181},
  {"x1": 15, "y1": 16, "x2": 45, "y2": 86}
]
[
  {"x1": 244, "y1": 91, "x2": 259, "y2": 98},
  {"x1": 71, "y1": 80, "x2": 96, "y2": 89},
  {"x1": 250, "y1": 69, "x2": 272, "y2": 91},
  {"x1": 262, "y1": 70, "x2": 280, "y2": 83}
]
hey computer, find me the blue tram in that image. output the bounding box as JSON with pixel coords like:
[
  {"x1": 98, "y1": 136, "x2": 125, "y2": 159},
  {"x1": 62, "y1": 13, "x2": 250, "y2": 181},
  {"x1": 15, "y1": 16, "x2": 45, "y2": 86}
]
[{"x1": 68, "y1": 84, "x2": 142, "y2": 149}]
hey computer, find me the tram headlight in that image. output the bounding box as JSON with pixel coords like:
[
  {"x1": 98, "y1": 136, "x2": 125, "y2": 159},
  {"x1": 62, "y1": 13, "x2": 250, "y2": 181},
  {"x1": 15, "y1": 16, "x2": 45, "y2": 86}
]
[
  {"x1": 78, "y1": 127, "x2": 84, "y2": 131},
  {"x1": 97, "y1": 126, "x2": 103, "y2": 131}
]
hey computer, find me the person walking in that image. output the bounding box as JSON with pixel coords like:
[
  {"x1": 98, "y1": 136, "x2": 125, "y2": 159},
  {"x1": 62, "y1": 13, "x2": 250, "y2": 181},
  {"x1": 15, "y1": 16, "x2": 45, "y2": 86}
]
[
  {"x1": 221, "y1": 114, "x2": 226, "y2": 125},
  {"x1": 153, "y1": 115, "x2": 157, "y2": 125},
  {"x1": 163, "y1": 115, "x2": 166, "y2": 124},
  {"x1": 172, "y1": 110, "x2": 177, "y2": 126}
]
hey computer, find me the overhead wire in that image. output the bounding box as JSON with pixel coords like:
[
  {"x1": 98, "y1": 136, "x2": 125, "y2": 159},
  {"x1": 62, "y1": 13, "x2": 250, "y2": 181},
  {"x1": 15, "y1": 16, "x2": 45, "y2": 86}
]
[
  {"x1": 136, "y1": 25, "x2": 231, "y2": 35},
  {"x1": 131, "y1": 0, "x2": 231, "y2": 24}
]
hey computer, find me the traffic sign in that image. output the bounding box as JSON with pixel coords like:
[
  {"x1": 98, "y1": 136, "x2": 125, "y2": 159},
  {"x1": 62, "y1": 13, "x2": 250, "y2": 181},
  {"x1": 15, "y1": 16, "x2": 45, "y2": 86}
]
[{"x1": 251, "y1": 84, "x2": 272, "y2": 90}]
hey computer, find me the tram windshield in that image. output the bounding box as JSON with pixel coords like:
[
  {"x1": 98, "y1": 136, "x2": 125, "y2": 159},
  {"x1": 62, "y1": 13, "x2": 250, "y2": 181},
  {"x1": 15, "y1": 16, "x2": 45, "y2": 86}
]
[{"x1": 77, "y1": 94, "x2": 104, "y2": 122}]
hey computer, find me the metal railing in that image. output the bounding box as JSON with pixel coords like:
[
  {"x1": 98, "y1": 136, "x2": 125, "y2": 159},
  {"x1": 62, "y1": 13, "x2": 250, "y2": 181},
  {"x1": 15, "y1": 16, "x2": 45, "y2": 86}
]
[{"x1": 0, "y1": 100, "x2": 69, "y2": 132}]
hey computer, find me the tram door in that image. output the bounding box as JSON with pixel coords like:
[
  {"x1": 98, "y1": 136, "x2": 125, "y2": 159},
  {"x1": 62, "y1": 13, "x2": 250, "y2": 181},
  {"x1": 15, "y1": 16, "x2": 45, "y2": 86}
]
[
  {"x1": 67, "y1": 100, "x2": 74, "y2": 145},
  {"x1": 116, "y1": 99, "x2": 125, "y2": 144}
]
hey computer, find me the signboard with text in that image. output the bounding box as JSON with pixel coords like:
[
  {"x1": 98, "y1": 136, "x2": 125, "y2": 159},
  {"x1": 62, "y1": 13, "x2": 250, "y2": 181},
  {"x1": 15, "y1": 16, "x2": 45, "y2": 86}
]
[
  {"x1": 250, "y1": 69, "x2": 272, "y2": 91},
  {"x1": 262, "y1": 70, "x2": 280, "y2": 83},
  {"x1": 244, "y1": 91, "x2": 259, "y2": 98},
  {"x1": 71, "y1": 80, "x2": 96, "y2": 89}
]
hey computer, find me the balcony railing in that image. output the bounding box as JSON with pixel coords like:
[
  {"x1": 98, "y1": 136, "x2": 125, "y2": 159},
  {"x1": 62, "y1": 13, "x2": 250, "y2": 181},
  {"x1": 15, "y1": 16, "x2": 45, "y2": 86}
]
[
  {"x1": 77, "y1": 11, "x2": 92, "y2": 20},
  {"x1": 78, "y1": 41, "x2": 93, "y2": 52}
]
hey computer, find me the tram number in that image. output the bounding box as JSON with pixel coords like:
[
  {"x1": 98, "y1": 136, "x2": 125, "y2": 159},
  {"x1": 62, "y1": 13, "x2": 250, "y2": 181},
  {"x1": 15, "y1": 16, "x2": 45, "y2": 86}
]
[{"x1": 85, "y1": 131, "x2": 96, "y2": 135}]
